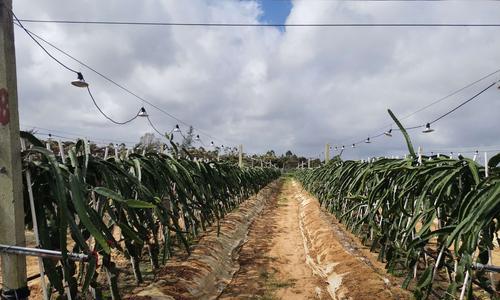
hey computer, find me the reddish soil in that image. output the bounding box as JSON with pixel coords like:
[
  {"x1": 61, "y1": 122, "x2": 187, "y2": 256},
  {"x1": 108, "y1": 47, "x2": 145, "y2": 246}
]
[{"x1": 220, "y1": 179, "x2": 409, "y2": 300}]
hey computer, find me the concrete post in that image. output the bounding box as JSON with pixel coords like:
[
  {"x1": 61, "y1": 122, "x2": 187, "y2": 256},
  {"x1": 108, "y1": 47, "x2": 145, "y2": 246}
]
[
  {"x1": 325, "y1": 143, "x2": 330, "y2": 163},
  {"x1": 238, "y1": 144, "x2": 243, "y2": 168},
  {"x1": 0, "y1": 0, "x2": 28, "y2": 297}
]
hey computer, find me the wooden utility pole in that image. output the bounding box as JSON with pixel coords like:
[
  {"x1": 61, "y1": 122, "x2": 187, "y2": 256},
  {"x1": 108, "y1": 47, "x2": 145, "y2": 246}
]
[
  {"x1": 325, "y1": 143, "x2": 330, "y2": 163},
  {"x1": 238, "y1": 144, "x2": 243, "y2": 168},
  {"x1": 0, "y1": 0, "x2": 29, "y2": 298}
]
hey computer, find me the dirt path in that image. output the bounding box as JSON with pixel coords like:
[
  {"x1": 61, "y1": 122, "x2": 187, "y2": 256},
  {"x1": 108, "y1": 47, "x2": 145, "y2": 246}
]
[
  {"x1": 220, "y1": 179, "x2": 409, "y2": 300},
  {"x1": 219, "y1": 179, "x2": 327, "y2": 300}
]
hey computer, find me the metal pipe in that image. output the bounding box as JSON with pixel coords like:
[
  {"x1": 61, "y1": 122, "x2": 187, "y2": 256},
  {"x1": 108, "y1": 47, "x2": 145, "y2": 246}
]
[
  {"x1": 0, "y1": 244, "x2": 89, "y2": 262},
  {"x1": 472, "y1": 263, "x2": 500, "y2": 273}
]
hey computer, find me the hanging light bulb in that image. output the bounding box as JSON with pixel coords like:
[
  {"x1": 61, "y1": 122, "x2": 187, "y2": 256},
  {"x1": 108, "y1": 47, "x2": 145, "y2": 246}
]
[
  {"x1": 384, "y1": 129, "x2": 392, "y2": 137},
  {"x1": 334, "y1": 146, "x2": 338, "y2": 151},
  {"x1": 422, "y1": 123, "x2": 434, "y2": 133},
  {"x1": 173, "y1": 124, "x2": 181, "y2": 133},
  {"x1": 194, "y1": 134, "x2": 200, "y2": 142},
  {"x1": 210, "y1": 141, "x2": 214, "y2": 147},
  {"x1": 71, "y1": 72, "x2": 89, "y2": 88},
  {"x1": 365, "y1": 137, "x2": 371, "y2": 144},
  {"x1": 137, "y1": 107, "x2": 148, "y2": 117},
  {"x1": 352, "y1": 144, "x2": 356, "y2": 148},
  {"x1": 341, "y1": 145, "x2": 345, "y2": 150}
]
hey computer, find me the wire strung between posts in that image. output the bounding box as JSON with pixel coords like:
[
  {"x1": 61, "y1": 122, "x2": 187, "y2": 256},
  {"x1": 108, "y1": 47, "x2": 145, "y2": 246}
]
[
  {"x1": 11, "y1": 22, "x2": 226, "y2": 146},
  {"x1": 7, "y1": 10, "x2": 78, "y2": 74},
  {"x1": 428, "y1": 81, "x2": 498, "y2": 124},
  {"x1": 397, "y1": 68, "x2": 500, "y2": 123},
  {"x1": 146, "y1": 115, "x2": 167, "y2": 138},
  {"x1": 336, "y1": 80, "x2": 498, "y2": 152},
  {"x1": 87, "y1": 86, "x2": 140, "y2": 125},
  {"x1": 16, "y1": 19, "x2": 500, "y2": 27},
  {"x1": 22, "y1": 125, "x2": 138, "y2": 144},
  {"x1": 333, "y1": 68, "x2": 500, "y2": 147}
]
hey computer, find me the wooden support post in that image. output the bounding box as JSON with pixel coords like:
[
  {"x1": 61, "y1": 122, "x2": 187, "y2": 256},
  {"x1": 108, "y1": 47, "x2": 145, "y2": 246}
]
[{"x1": 0, "y1": 0, "x2": 28, "y2": 297}]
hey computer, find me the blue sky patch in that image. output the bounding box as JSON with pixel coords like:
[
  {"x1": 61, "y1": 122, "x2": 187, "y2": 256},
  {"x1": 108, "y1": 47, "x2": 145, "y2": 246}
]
[{"x1": 258, "y1": 0, "x2": 292, "y2": 25}]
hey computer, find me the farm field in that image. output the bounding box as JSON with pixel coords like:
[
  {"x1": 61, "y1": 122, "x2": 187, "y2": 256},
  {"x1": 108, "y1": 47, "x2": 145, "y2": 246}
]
[
  {"x1": 0, "y1": 132, "x2": 498, "y2": 300},
  {"x1": 3, "y1": 1, "x2": 500, "y2": 300}
]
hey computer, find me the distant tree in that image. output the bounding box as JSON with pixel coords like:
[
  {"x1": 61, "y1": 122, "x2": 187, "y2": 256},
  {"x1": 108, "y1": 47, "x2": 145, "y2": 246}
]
[
  {"x1": 265, "y1": 150, "x2": 276, "y2": 157},
  {"x1": 285, "y1": 150, "x2": 293, "y2": 157},
  {"x1": 136, "y1": 132, "x2": 161, "y2": 152},
  {"x1": 181, "y1": 126, "x2": 195, "y2": 148}
]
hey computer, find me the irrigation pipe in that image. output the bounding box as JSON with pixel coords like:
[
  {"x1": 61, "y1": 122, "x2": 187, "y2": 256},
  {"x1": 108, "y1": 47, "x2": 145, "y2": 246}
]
[
  {"x1": 422, "y1": 248, "x2": 497, "y2": 295},
  {"x1": 0, "y1": 244, "x2": 89, "y2": 262}
]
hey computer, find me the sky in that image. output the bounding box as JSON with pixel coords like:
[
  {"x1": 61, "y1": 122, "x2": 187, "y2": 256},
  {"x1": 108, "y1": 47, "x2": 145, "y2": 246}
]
[{"x1": 11, "y1": 0, "x2": 500, "y2": 160}]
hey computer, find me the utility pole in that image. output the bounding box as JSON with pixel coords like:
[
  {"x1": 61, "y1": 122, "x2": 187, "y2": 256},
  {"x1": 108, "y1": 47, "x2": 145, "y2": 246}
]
[
  {"x1": 0, "y1": 0, "x2": 29, "y2": 298},
  {"x1": 238, "y1": 144, "x2": 243, "y2": 168},
  {"x1": 325, "y1": 143, "x2": 330, "y2": 163}
]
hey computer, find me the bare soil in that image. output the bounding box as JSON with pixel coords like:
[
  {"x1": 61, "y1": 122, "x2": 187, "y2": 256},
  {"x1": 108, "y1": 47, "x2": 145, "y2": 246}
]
[
  {"x1": 219, "y1": 179, "x2": 327, "y2": 300},
  {"x1": 219, "y1": 179, "x2": 409, "y2": 300}
]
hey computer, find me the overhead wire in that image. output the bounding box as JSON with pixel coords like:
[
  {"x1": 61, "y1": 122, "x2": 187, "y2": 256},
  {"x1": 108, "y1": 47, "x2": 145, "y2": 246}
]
[
  {"x1": 9, "y1": 11, "x2": 78, "y2": 74},
  {"x1": 21, "y1": 124, "x2": 138, "y2": 145},
  {"x1": 86, "y1": 86, "x2": 141, "y2": 125},
  {"x1": 428, "y1": 81, "x2": 498, "y2": 124},
  {"x1": 334, "y1": 78, "x2": 499, "y2": 152},
  {"x1": 16, "y1": 19, "x2": 500, "y2": 27},
  {"x1": 11, "y1": 20, "x2": 226, "y2": 145},
  {"x1": 11, "y1": 5, "x2": 500, "y2": 155}
]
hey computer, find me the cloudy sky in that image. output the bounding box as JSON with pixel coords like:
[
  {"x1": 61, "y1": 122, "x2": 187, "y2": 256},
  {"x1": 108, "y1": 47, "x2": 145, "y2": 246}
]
[{"x1": 12, "y1": 0, "x2": 500, "y2": 160}]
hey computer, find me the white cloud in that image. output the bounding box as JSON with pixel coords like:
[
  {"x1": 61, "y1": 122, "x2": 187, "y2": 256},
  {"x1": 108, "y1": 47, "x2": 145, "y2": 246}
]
[{"x1": 13, "y1": 0, "x2": 500, "y2": 159}]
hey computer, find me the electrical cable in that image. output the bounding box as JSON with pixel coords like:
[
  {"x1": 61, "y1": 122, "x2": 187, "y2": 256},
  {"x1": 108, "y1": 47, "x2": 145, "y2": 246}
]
[
  {"x1": 12, "y1": 22, "x2": 226, "y2": 145},
  {"x1": 428, "y1": 81, "x2": 497, "y2": 124},
  {"x1": 7, "y1": 9, "x2": 78, "y2": 74},
  {"x1": 146, "y1": 115, "x2": 168, "y2": 138},
  {"x1": 16, "y1": 19, "x2": 500, "y2": 27},
  {"x1": 20, "y1": 124, "x2": 138, "y2": 145},
  {"x1": 332, "y1": 68, "x2": 500, "y2": 148},
  {"x1": 86, "y1": 86, "x2": 140, "y2": 125},
  {"x1": 335, "y1": 80, "x2": 498, "y2": 151}
]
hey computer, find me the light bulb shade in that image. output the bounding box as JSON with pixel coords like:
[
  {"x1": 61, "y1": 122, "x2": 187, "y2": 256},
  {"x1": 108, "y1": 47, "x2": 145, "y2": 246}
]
[
  {"x1": 210, "y1": 141, "x2": 214, "y2": 146},
  {"x1": 138, "y1": 107, "x2": 148, "y2": 117},
  {"x1": 173, "y1": 124, "x2": 181, "y2": 133},
  {"x1": 422, "y1": 123, "x2": 434, "y2": 133},
  {"x1": 71, "y1": 72, "x2": 89, "y2": 88},
  {"x1": 352, "y1": 144, "x2": 356, "y2": 148},
  {"x1": 384, "y1": 129, "x2": 392, "y2": 137},
  {"x1": 194, "y1": 134, "x2": 200, "y2": 141},
  {"x1": 341, "y1": 145, "x2": 345, "y2": 150},
  {"x1": 334, "y1": 146, "x2": 338, "y2": 151},
  {"x1": 365, "y1": 138, "x2": 371, "y2": 143}
]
